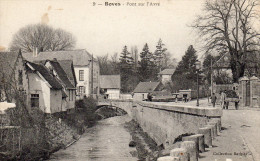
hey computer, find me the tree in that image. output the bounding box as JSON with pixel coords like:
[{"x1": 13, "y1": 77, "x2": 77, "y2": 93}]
[
  {"x1": 172, "y1": 45, "x2": 198, "y2": 91},
  {"x1": 119, "y1": 46, "x2": 135, "y2": 92},
  {"x1": 174, "y1": 45, "x2": 198, "y2": 79},
  {"x1": 10, "y1": 24, "x2": 76, "y2": 52},
  {"x1": 97, "y1": 53, "x2": 120, "y2": 75},
  {"x1": 203, "y1": 54, "x2": 232, "y2": 85},
  {"x1": 130, "y1": 46, "x2": 139, "y2": 71},
  {"x1": 154, "y1": 38, "x2": 167, "y2": 70},
  {"x1": 193, "y1": 0, "x2": 260, "y2": 82},
  {"x1": 138, "y1": 43, "x2": 157, "y2": 81}
]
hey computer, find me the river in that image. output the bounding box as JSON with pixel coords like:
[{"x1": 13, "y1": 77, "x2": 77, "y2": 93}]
[{"x1": 49, "y1": 115, "x2": 138, "y2": 161}]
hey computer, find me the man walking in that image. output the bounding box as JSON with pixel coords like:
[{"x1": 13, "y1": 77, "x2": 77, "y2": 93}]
[
  {"x1": 220, "y1": 91, "x2": 227, "y2": 109},
  {"x1": 211, "y1": 93, "x2": 217, "y2": 107}
]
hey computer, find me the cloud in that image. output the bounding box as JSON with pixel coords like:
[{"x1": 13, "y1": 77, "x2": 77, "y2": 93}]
[
  {"x1": 41, "y1": 13, "x2": 49, "y2": 24},
  {"x1": 48, "y1": 5, "x2": 52, "y2": 11}
]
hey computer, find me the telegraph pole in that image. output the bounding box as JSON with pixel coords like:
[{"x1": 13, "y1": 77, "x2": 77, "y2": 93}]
[
  {"x1": 211, "y1": 58, "x2": 213, "y2": 97},
  {"x1": 91, "y1": 54, "x2": 94, "y2": 97}
]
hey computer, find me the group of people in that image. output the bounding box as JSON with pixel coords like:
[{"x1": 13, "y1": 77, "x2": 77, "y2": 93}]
[
  {"x1": 210, "y1": 91, "x2": 229, "y2": 109},
  {"x1": 211, "y1": 91, "x2": 239, "y2": 109}
]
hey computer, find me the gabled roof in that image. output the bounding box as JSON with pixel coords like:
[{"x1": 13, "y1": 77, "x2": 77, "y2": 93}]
[
  {"x1": 0, "y1": 51, "x2": 20, "y2": 80},
  {"x1": 134, "y1": 82, "x2": 161, "y2": 93},
  {"x1": 158, "y1": 69, "x2": 175, "y2": 75},
  {"x1": 57, "y1": 60, "x2": 77, "y2": 87},
  {"x1": 22, "y1": 49, "x2": 93, "y2": 66},
  {"x1": 27, "y1": 62, "x2": 63, "y2": 90},
  {"x1": 100, "y1": 75, "x2": 120, "y2": 89},
  {"x1": 46, "y1": 60, "x2": 75, "y2": 89}
]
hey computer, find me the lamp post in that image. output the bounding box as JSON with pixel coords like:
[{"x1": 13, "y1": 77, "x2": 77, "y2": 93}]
[
  {"x1": 195, "y1": 60, "x2": 201, "y2": 106},
  {"x1": 88, "y1": 54, "x2": 94, "y2": 98}
]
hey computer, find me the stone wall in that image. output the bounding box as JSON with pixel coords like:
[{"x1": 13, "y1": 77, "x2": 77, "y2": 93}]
[{"x1": 109, "y1": 100, "x2": 222, "y2": 147}]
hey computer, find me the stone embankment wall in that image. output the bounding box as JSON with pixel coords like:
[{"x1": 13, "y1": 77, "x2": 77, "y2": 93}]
[
  {"x1": 109, "y1": 100, "x2": 222, "y2": 147},
  {"x1": 45, "y1": 116, "x2": 80, "y2": 150}
]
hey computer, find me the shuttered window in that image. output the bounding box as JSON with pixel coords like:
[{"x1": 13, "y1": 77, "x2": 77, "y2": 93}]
[
  {"x1": 79, "y1": 86, "x2": 85, "y2": 94},
  {"x1": 79, "y1": 70, "x2": 84, "y2": 81}
]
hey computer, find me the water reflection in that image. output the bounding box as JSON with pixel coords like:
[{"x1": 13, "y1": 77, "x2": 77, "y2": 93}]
[{"x1": 49, "y1": 115, "x2": 137, "y2": 161}]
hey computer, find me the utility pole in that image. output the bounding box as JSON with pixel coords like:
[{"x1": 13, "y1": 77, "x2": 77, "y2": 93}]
[
  {"x1": 211, "y1": 58, "x2": 213, "y2": 97},
  {"x1": 91, "y1": 54, "x2": 94, "y2": 98}
]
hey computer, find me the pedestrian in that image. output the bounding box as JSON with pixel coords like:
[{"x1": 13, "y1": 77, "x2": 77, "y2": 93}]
[
  {"x1": 210, "y1": 93, "x2": 217, "y2": 107},
  {"x1": 220, "y1": 91, "x2": 226, "y2": 109},
  {"x1": 147, "y1": 93, "x2": 153, "y2": 101},
  {"x1": 235, "y1": 101, "x2": 239, "y2": 110}
]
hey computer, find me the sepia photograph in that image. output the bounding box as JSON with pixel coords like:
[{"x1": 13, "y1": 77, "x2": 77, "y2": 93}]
[{"x1": 0, "y1": 0, "x2": 260, "y2": 160}]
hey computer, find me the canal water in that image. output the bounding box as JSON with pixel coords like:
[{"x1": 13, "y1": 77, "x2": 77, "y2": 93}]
[{"x1": 49, "y1": 115, "x2": 138, "y2": 161}]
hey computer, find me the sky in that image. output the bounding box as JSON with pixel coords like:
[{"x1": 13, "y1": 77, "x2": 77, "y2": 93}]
[{"x1": 0, "y1": 0, "x2": 206, "y2": 60}]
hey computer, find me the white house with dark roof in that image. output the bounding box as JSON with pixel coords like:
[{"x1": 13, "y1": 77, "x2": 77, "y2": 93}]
[
  {"x1": 26, "y1": 61, "x2": 64, "y2": 113},
  {"x1": 100, "y1": 75, "x2": 120, "y2": 99},
  {"x1": 133, "y1": 82, "x2": 163, "y2": 101},
  {"x1": 158, "y1": 68, "x2": 175, "y2": 84},
  {"x1": 23, "y1": 49, "x2": 100, "y2": 99},
  {"x1": 44, "y1": 59, "x2": 77, "y2": 112}
]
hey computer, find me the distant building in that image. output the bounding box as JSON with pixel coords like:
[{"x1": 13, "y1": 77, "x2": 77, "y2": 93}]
[
  {"x1": 158, "y1": 69, "x2": 175, "y2": 84},
  {"x1": 100, "y1": 75, "x2": 120, "y2": 99},
  {"x1": 133, "y1": 82, "x2": 163, "y2": 101},
  {"x1": 23, "y1": 49, "x2": 100, "y2": 99}
]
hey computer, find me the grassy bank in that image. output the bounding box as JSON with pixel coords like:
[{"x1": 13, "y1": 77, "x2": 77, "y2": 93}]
[
  {"x1": 1, "y1": 96, "x2": 128, "y2": 160},
  {"x1": 124, "y1": 120, "x2": 162, "y2": 161}
]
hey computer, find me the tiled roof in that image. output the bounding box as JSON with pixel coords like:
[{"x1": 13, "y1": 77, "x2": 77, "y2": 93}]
[
  {"x1": 0, "y1": 51, "x2": 19, "y2": 80},
  {"x1": 134, "y1": 82, "x2": 161, "y2": 93},
  {"x1": 27, "y1": 62, "x2": 63, "y2": 89},
  {"x1": 47, "y1": 60, "x2": 75, "y2": 89},
  {"x1": 57, "y1": 60, "x2": 77, "y2": 87},
  {"x1": 22, "y1": 49, "x2": 93, "y2": 66},
  {"x1": 158, "y1": 69, "x2": 175, "y2": 75},
  {"x1": 100, "y1": 75, "x2": 120, "y2": 89}
]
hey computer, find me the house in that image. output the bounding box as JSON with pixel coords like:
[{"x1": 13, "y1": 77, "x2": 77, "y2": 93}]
[
  {"x1": 23, "y1": 49, "x2": 100, "y2": 99},
  {"x1": 158, "y1": 69, "x2": 175, "y2": 84},
  {"x1": 0, "y1": 50, "x2": 29, "y2": 103},
  {"x1": 26, "y1": 61, "x2": 64, "y2": 113},
  {"x1": 44, "y1": 59, "x2": 77, "y2": 112},
  {"x1": 100, "y1": 75, "x2": 120, "y2": 99},
  {"x1": 133, "y1": 82, "x2": 163, "y2": 101}
]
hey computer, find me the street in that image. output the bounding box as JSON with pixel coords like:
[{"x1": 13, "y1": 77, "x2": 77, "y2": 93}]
[{"x1": 200, "y1": 108, "x2": 260, "y2": 161}]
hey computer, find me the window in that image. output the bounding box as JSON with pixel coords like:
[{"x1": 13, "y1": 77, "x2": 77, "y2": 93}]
[
  {"x1": 18, "y1": 70, "x2": 23, "y2": 85},
  {"x1": 79, "y1": 86, "x2": 85, "y2": 94},
  {"x1": 31, "y1": 94, "x2": 39, "y2": 108},
  {"x1": 79, "y1": 70, "x2": 84, "y2": 81}
]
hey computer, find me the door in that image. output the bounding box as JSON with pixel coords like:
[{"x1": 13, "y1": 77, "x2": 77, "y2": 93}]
[{"x1": 31, "y1": 94, "x2": 39, "y2": 108}]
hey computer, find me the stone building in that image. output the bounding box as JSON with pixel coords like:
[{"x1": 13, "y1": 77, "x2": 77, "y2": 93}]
[
  {"x1": 0, "y1": 50, "x2": 29, "y2": 103},
  {"x1": 100, "y1": 75, "x2": 120, "y2": 99},
  {"x1": 158, "y1": 68, "x2": 175, "y2": 85},
  {"x1": 133, "y1": 82, "x2": 163, "y2": 101},
  {"x1": 23, "y1": 49, "x2": 100, "y2": 99}
]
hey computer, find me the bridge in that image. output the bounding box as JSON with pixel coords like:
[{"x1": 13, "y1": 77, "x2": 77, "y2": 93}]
[
  {"x1": 98, "y1": 99, "x2": 222, "y2": 160},
  {"x1": 98, "y1": 99, "x2": 222, "y2": 145}
]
